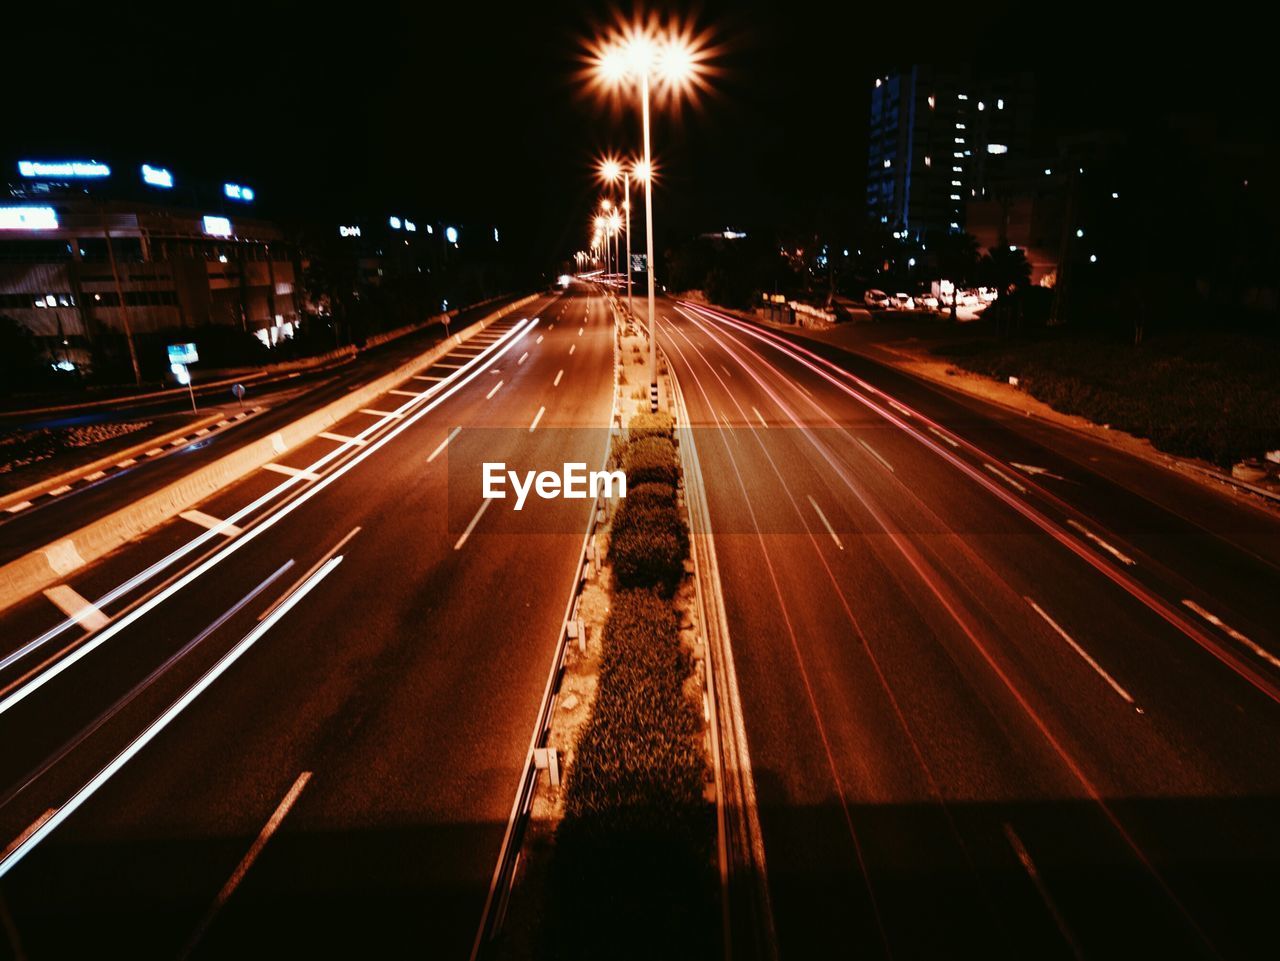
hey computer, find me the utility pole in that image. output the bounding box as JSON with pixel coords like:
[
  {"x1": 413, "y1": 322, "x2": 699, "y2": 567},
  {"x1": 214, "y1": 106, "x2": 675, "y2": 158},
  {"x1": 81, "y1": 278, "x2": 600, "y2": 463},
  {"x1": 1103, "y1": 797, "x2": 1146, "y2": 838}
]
[{"x1": 99, "y1": 206, "x2": 142, "y2": 386}]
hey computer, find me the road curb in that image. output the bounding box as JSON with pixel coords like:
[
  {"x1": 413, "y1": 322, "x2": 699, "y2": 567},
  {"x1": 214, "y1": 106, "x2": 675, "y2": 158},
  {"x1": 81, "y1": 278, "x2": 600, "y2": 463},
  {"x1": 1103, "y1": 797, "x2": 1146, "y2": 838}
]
[{"x1": 0, "y1": 294, "x2": 538, "y2": 616}]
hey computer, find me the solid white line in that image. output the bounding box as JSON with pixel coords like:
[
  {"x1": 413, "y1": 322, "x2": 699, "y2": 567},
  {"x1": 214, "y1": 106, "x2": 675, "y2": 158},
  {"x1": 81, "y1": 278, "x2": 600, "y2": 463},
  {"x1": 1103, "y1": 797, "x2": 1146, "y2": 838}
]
[
  {"x1": 569, "y1": 344, "x2": 576, "y2": 355},
  {"x1": 42, "y1": 585, "x2": 110, "y2": 632},
  {"x1": 857, "y1": 438, "x2": 894, "y2": 473},
  {"x1": 454, "y1": 498, "x2": 493, "y2": 550},
  {"x1": 1026, "y1": 597, "x2": 1139, "y2": 708},
  {"x1": 359, "y1": 408, "x2": 404, "y2": 418},
  {"x1": 553, "y1": 369, "x2": 564, "y2": 387},
  {"x1": 529, "y1": 406, "x2": 546, "y2": 432},
  {"x1": 928, "y1": 425, "x2": 960, "y2": 448},
  {"x1": 84, "y1": 470, "x2": 107, "y2": 482},
  {"x1": 1182, "y1": 599, "x2": 1280, "y2": 669},
  {"x1": 2, "y1": 809, "x2": 55, "y2": 862},
  {"x1": 427, "y1": 427, "x2": 461, "y2": 463},
  {"x1": 752, "y1": 406, "x2": 768, "y2": 428},
  {"x1": 518, "y1": 352, "x2": 529, "y2": 365},
  {"x1": 486, "y1": 380, "x2": 504, "y2": 400},
  {"x1": 5, "y1": 501, "x2": 33, "y2": 513},
  {"x1": 318, "y1": 432, "x2": 366, "y2": 446},
  {"x1": 1065, "y1": 518, "x2": 1134, "y2": 566},
  {"x1": 0, "y1": 557, "x2": 341, "y2": 881},
  {"x1": 984, "y1": 462, "x2": 1028, "y2": 493},
  {"x1": 180, "y1": 510, "x2": 243, "y2": 537},
  {"x1": 180, "y1": 771, "x2": 312, "y2": 958},
  {"x1": 262, "y1": 463, "x2": 321, "y2": 481},
  {"x1": 807, "y1": 496, "x2": 844, "y2": 551}
]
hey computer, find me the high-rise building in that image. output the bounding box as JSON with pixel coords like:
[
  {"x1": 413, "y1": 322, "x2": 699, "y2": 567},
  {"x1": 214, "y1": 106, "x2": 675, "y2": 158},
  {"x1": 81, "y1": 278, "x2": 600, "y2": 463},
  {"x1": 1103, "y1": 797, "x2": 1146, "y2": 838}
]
[{"x1": 866, "y1": 66, "x2": 1034, "y2": 238}]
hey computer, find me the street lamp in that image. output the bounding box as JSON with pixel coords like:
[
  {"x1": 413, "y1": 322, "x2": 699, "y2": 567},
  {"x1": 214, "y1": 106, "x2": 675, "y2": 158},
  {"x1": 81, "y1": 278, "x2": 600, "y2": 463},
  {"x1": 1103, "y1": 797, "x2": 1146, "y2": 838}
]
[
  {"x1": 591, "y1": 18, "x2": 709, "y2": 411},
  {"x1": 599, "y1": 155, "x2": 637, "y2": 319}
]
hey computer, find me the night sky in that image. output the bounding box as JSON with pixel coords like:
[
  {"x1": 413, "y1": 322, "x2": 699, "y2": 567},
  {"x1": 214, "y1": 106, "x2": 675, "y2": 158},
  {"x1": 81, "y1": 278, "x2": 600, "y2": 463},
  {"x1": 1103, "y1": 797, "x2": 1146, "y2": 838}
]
[{"x1": 3, "y1": 2, "x2": 1273, "y2": 267}]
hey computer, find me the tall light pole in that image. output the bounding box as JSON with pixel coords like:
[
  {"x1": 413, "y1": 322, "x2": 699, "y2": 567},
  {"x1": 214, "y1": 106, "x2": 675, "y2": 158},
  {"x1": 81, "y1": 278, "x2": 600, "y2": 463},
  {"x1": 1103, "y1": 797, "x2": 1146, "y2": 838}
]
[{"x1": 599, "y1": 156, "x2": 636, "y2": 317}]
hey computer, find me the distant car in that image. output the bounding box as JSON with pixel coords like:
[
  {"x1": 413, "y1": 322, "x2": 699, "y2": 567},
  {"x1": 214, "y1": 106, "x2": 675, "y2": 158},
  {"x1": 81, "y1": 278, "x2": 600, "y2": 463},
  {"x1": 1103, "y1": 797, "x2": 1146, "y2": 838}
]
[
  {"x1": 916, "y1": 294, "x2": 939, "y2": 311},
  {"x1": 890, "y1": 292, "x2": 915, "y2": 311},
  {"x1": 863, "y1": 288, "x2": 889, "y2": 308}
]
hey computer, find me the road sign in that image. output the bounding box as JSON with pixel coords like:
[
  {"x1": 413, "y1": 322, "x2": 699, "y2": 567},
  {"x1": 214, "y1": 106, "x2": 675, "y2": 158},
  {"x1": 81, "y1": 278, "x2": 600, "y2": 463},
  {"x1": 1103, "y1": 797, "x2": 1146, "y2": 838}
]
[
  {"x1": 231, "y1": 383, "x2": 246, "y2": 408},
  {"x1": 167, "y1": 342, "x2": 198, "y2": 365}
]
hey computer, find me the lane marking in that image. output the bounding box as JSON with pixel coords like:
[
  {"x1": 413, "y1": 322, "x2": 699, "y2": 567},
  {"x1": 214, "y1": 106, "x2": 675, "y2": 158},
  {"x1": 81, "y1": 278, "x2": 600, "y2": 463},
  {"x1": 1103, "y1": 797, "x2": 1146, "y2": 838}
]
[
  {"x1": 1004, "y1": 824, "x2": 1085, "y2": 961},
  {"x1": 980, "y1": 461, "x2": 1026, "y2": 493},
  {"x1": 578, "y1": 327, "x2": 584, "y2": 336},
  {"x1": 46, "y1": 485, "x2": 73, "y2": 496},
  {"x1": 857, "y1": 438, "x2": 894, "y2": 473},
  {"x1": 553, "y1": 369, "x2": 564, "y2": 387},
  {"x1": 43, "y1": 541, "x2": 85, "y2": 577},
  {"x1": 928, "y1": 425, "x2": 960, "y2": 449},
  {"x1": 1012, "y1": 462, "x2": 1071, "y2": 483},
  {"x1": 84, "y1": 470, "x2": 107, "y2": 482},
  {"x1": 359, "y1": 408, "x2": 404, "y2": 418},
  {"x1": 454, "y1": 498, "x2": 493, "y2": 550},
  {"x1": 116, "y1": 458, "x2": 136, "y2": 468},
  {"x1": 536, "y1": 335, "x2": 544, "y2": 344},
  {"x1": 807, "y1": 496, "x2": 845, "y2": 551},
  {"x1": 486, "y1": 380, "x2": 504, "y2": 400},
  {"x1": 518, "y1": 352, "x2": 528, "y2": 365},
  {"x1": 887, "y1": 398, "x2": 913, "y2": 418},
  {"x1": 1026, "y1": 597, "x2": 1139, "y2": 709},
  {"x1": 427, "y1": 427, "x2": 461, "y2": 463},
  {"x1": 262, "y1": 463, "x2": 322, "y2": 482},
  {"x1": 389, "y1": 389, "x2": 421, "y2": 397},
  {"x1": 318, "y1": 432, "x2": 366, "y2": 446},
  {"x1": 5, "y1": 501, "x2": 33, "y2": 514},
  {"x1": 194, "y1": 428, "x2": 210, "y2": 437},
  {"x1": 180, "y1": 510, "x2": 243, "y2": 537},
  {"x1": 258, "y1": 530, "x2": 359, "y2": 624},
  {"x1": 752, "y1": 406, "x2": 768, "y2": 428},
  {"x1": 3, "y1": 809, "x2": 55, "y2": 862},
  {"x1": 569, "y1": 344, "x2": 576, "y2": 355},
  {"x1": 42, "y1": 586, "x2": 110, "y2": 632},
  {"x1": 179, "y1": 771, "x2": 313, "y2": 959},
  {"x1": 413, "y1": 374, "x2": 446, "y2": 382},
  {"x1": 1182, "y1": 600, "x2": 1280, "y2": 670},
  {"x1": 0, "y1": 557, "x2": 341, "y2": 881},
  {"x1": 1065, "y1": 518, "x2": 1135, "y2": 566},
  {"x1": 529, "y1": 406, "x2": 546, "y2": 432}
]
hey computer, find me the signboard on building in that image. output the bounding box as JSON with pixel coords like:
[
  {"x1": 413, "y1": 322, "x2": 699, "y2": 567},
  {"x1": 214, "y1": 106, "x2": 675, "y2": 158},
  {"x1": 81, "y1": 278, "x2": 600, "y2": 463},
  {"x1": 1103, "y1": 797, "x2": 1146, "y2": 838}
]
[
  {"x1": 141, "y1": 164, "x2": 174, "y2": 188},
  {"x1": 18, "y1": 159, "x2": 110, "y2": 179},
  {"x1": 0, "y1": 206, "x2": 59, "y2": 230},
  {"x1": 202, "y1": 215, "x2": 232, "y2": 237}
]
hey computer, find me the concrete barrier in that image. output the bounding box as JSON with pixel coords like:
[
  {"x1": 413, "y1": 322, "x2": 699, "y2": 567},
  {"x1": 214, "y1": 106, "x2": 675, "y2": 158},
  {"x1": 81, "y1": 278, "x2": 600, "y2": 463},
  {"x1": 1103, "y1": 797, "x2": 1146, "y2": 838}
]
[{"x1": 0, "y1": 293, "x2": 540, "y2": 616}]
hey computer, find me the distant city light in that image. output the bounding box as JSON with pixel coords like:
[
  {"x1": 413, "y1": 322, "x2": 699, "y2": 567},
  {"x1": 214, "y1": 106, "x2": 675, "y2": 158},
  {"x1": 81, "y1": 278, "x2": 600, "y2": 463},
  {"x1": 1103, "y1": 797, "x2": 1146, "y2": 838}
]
[
  {"x1": 986, "y1": 143, "x2": 1008, "y2": 155},
  {"x1": 202, "y1": 215, "x2": 233, "y2": 237},
  {"x1": 927, "y1": 94, "x2": 936, "y2": 109},
  {"x1": 340, "y1": 225, "x2": 361, "y2": 237},
  {"x1": 445, "y1": 225, "x2": 459, "y2": 244},
  {"x1": 224, "y1": 183, "x2": 255, "y2": 202},
  {"x1": 997, "y1": 98, "x2": 1005, "y2": 109},
  {"x1": 1111, "y1": 192, "x2": 1120, "y2": 199},
  {"x1": 1009, "y1": 245, "x2": 1018, "y2": 252},
  {"x1": 1044, "y1": 168, "x2": 1053, "y2": 175},
  {"x1": 1089, "y1": 254, "x2": 1098, "y2": 263},
  {"x1": 908, "y1": 257, "x2": 916, "y2": 267},
  {"x1": 18, "y1": 159, "x2": 110, "y2": 179},
  {"x1": 389, "y1": 216, "x2": 402, "y2": 229},
  {"x1": 1076, "y1": 228, "x2": 1085, "y2": 238},
  {"x1": 494, "y1": 227, "x2": 500, "y2": 242},
  {"x1": 883, "y1": 158, "x2": 891, "y2": 168},
  {"x1": 957, "y1": 93, "x2": 968, "y2": 100},
  {"x1": 405, "y1": 220, "x2": 417, "y2": 232},
  {"x1": 141, "y1": 164, "x2": 173, "y2": 188},
  {"x1": 977, "y1": 101, "x2": 985, "y2": 111},
  {"x1": 0, "y1": 206, "x2": 59, "y2": 230}
]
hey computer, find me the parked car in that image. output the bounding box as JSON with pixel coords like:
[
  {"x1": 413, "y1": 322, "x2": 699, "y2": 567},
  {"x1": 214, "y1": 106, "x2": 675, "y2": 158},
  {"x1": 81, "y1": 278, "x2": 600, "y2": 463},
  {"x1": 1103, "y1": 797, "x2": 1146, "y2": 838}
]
[
  {"x1": 863, "y1": 288, "x2": 890, "y2": 308},
  {"x1": 916, "y1": 294, "x2": 940, "y2": 311},
  {"x1": 890, "y1": 292, "x2": 915, "y2": 311}
]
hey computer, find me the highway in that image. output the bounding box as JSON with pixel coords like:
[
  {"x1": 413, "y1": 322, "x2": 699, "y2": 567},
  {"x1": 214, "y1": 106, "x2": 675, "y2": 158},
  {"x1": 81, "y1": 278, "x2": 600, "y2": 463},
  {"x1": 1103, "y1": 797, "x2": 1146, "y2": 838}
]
[
  {"x1": 0, "y1": 296, "x2": 521, "y2": 567},
  {"x1": 660, "y1": 300, "x2": 1280, "y2": 959},
  {"x1": 0, "y1": 285, "x2": 613, "y2": 957}
]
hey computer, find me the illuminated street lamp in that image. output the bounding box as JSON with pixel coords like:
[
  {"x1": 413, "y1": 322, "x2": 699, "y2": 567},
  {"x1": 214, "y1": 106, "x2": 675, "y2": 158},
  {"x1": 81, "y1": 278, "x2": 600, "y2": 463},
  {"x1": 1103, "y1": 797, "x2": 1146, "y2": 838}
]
[
  {"x1": 599, "y1": 155, "x2": 638, "y2": 318},
  {"x1": 592, "y1": 19, "x2": 709, "y2": 411}
]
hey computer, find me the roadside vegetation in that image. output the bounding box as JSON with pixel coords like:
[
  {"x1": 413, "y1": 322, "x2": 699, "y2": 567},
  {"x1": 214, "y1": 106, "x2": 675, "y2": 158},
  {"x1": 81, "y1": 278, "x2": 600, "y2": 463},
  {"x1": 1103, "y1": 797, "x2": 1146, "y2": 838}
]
[
  {"x1": 548, "y1": 411, "x2": 715, "y2": 961},
  {"x1": 937, "y1": 330, "x2": 1280, "y2": 467}
]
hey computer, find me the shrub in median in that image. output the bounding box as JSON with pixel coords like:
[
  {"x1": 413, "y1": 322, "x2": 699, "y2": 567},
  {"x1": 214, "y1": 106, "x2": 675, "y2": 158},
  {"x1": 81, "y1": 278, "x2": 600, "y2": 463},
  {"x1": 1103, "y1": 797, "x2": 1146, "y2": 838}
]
[
  {"x1": 627, "y1": 410, "x2": 675, "y2": 442},
  {"x1": 611, "y1": 520, "x2": 686, "y2": 594},
  {"x1": 624, "y1": 436, "x2": 679, "y2": 487}
]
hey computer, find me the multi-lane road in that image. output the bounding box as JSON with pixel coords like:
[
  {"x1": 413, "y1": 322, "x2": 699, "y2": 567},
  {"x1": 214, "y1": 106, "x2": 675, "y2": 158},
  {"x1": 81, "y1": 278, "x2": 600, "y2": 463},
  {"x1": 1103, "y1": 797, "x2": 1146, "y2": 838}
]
[
  {"x1": 661, "y1": 300, "x2": 1280, "y2": 959},
  {"x1": 0, "y1": 287, "x2": 613, "y2": 957}
]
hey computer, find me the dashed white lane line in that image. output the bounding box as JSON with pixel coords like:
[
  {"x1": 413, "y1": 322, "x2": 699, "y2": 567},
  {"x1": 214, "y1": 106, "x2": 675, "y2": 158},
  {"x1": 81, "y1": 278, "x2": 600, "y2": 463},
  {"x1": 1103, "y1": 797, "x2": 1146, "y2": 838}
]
[
  {"x1": 1182, "y1": 599, "x2": 1280, "y2": 670},
  {"x1": 318, "y1": 432, "x2": 366, "y2": 446},
  {"x1": 518, "y1": 352, "x2": 529, "y2": 365},
  {"x1": 578, "y1": 327, "x2": 584, "y2": 336},
  {"x1": 389, "y1": 389, "x2": 421, "y2": 397},
  {"x1": 454, "y1": 498, "x2": 493, "y2": 550},
  {"x1": 807, "y1": 496, "x2": 844, "y2": 551},
  {"x1": 720, "y1": 364, "x2": 732, "y2": 379},
  {"x1": 180, "y1": 771, "x2": 312, "y2": 958},
  {"x1": 1026, "y1": 597, "x2": 1139, "y2": 709},
  {"x1": 928, "y1": 425, "x2": 960, "y2": 448},
  {"x1": 486, "y1": 380, "x2": 504, "y2": 400},
  {"x1": 554, "y1": 369, "x2": 564, "y2": 387},
  {"x1": 1065, "y1": 518, "x2": 1135, "y2": 566},
  {"x1": 47, "y1": 486, "x2": 73, "y2": 497},
  {"x1": 180, "y1": 510, "x2": 243, "y2": 537},
  {"x1": 84, "y1": 470, "x2": 107, "y2": 482},
  {"x1": 856, "y1": 438, "x2": 894, "y2": 473},
  {"x1": 42, "y1": 585, "x2": 110, "y2": 633},
  {"x1": 536, "y1": 335, "x2": 544, "y2": 344},
  {"x1": 262, "y1": 463, "x2": 322, "y2": 481},
  {"x1": 427, "y1": 427, "x2": 461, "y2": 463},
  {"x1": 144, "y1": 448, "x2": 165, "y2": 457},
  {"x1": 359, "y1": 408, "x2": 404, "y2": 419},
  {"x1": 529, "y1": 406, "x2": 546, "y2": 432},
  {"x1": 569, "y1": 344, "x2": 576, "y2": 355},
  {"x1": 170, "y1": 437, "x2": 188, "y2": 447},
  {"x1": 195, "y1": 428, "x2": 211, "y2": 436},
  {"x1": 984, "y1": 462, "x2": 1028, "y2": 494},
  {"x1": 116, "y1": 459, "x2": 136, "y2": 468},
  {"x1": 5, "y1": 501, "x2": 33, "y2": 514},
  {"x1": 413, "y1": 374, "x2": 446, "y2": 382},
  {"x1": 752, "y1": 406, "x2": 768, "y2": 428},
  {"x1": 887, "y1": 398, "x2": 914, "y2": 418}
]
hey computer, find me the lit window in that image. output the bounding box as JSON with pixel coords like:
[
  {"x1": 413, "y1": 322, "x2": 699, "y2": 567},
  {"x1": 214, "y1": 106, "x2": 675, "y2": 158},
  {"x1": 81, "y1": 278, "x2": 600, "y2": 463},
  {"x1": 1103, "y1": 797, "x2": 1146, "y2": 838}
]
[
  {"x1": 1111, "y1": 192, "x2": 1119, "y2": 199},
  {"x1": 953, "y1": 166, "x2": 963, "y2": 172},
  {"x1": 950, "y1": 222, "x2": 960, "y2": 229},
  {"x1": 875, "y1": 78, "x2": 882, "y2": 88},
  {"x1": 1044, "y1": 168, "x2": 1053, "y2": 176},
  {"x1": 954, "y1": 137, "x2": 965, "y2": 144},
  {"x1": 956, "y1": 123, "x2": 966, "y2": 130},
  {"x1": 986, "y1": 143, "x2": 1008, "y2": 155},
  {"x1": 884, "y1": 158, "x2": 891, "y2": 168},
  {"x1": 1089, "y1": 254, "x2": 1098, "y2": 263},
  {"x1": 1076, "y1": 228, "x2": 1084, "y2": 238},
  {"x1": 977, "y1": 101, "x2": 985, "y2": 111},
  {"x1": 951, "y1": 180, "x2": 962, "y2": 186},
  {"x1": 953, "y1": 151, "x2": 964, "y2": 158},
  {"x1": 950, "y1": 194, "x2": 961, "y2": 201},
  {"x1": 997, "y1": 98, "x2": 1005, "y2": 109},
  {"x1": 928, "y1": 94, "x2": 936, "y2": 109},
  {"x1": 924, "y1": 156, "x2": 932, "y2": 168},
  {"x1": 958, "y1": 93, "x2": 969, "y2": 100},
  {"x1": 1009, "y1": 245, "x2": 1018, "y2": 252}
]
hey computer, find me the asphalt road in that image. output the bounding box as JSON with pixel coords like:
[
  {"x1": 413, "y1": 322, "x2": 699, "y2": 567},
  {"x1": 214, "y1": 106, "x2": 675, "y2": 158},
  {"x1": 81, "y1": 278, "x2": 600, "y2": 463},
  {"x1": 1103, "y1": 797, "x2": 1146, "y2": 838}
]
[
  {"x1": 0, "y1": 285, "x2": 613, "y2": 957},
  {"x1": 0, "y1": 296, "x2": 522, "y2": 567},
  {"x1": 660, "y1": 300, "x2": 1280, "y2": 960}
]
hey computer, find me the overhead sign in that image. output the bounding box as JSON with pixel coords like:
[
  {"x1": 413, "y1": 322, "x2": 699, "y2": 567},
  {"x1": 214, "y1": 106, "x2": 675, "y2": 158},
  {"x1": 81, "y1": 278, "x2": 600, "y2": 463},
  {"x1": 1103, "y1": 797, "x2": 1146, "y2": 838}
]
[
  {"x1": 202, "y1": 215, "x2": 232, "y2": 237},
  {"x1": 223, "y1": 183, "x2": 255, "y2": 202},
  {"x1": 0, "y1": 206, "x2": 59, "y2": 230},
  {"x1": 167, "y1": 343, "x2": 198, "y2": 364},
  {"x1": 630, "y1": 253, "x2": 647, "y2": 273},
  {"x1": 18, "y1": 159, "x2": 111, "y2": 179},
  {"x1": 141, "y1": 164, "x2": 174, "y2": 188},
  {"x1": 339, "y1": 225, "x2": 362, "y2": 237}
]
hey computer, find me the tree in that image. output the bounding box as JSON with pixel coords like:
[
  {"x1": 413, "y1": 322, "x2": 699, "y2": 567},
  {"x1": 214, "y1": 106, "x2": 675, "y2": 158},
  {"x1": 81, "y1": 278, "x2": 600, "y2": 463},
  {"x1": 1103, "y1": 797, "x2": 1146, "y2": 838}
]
[
  {"x1": 932, "y1": 231, "x2": 980, "y2": 322},
  {"x1": 980, "y1": 245, "x2": 1033, "y2": 336}
]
